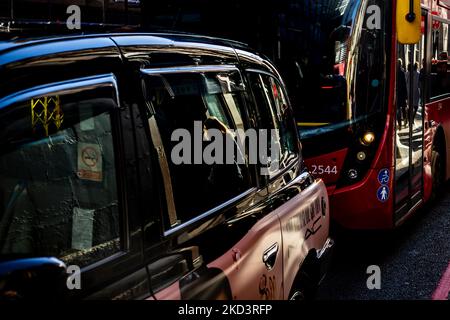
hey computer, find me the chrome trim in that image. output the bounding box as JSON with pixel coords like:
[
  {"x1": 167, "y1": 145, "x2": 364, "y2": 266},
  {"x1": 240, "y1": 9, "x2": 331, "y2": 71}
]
[
  {"x1": 316, "y1": 238, "x2": 334, "y2": 261},
  {"x1": 245, "y1": 68, "x2": 276, "y2": 78},
  {"x1": 297, "y1": 171, "x2": 313, "y2": 187},
  {"x1": 81, "y1": 251, "x2": 128, "y2": 273},
  {"x1": 163, "y1": 187, "x2": 257, "y2": 237},
  {"x1": 282, "y1": 170, "x2": 314, "y2": 192},
  {"x1": 264, "y1": 155, "x2": 301, "y2": 184},
  {"x1": 263, "y1": 243, "x2": 279, "y2": 271},
  {"x1": 0, "y1": 74, "x2": 120, "y2": 110},
  {"x1": 141, "y1": 65, "x2": 239, "y2": 75},
  {"x1": 225, "y1": 171, "x2": 314, "y2": 225}
]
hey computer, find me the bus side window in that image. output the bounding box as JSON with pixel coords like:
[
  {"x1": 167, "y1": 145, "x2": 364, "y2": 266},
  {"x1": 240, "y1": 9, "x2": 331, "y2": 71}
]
[{"x1": 431, "y1": 20, "x2": 450, "y2": 98}]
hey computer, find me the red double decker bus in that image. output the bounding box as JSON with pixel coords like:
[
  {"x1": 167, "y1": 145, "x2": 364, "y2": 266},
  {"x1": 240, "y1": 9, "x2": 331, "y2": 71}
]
[{"x1": 143, "y1": 0, "x2": 450, "y2": 229}]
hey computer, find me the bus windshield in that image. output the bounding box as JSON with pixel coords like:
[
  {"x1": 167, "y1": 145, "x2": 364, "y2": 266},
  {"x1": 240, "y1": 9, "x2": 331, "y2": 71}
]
[
  {"x1": 279, "y1": 0, "x2": 388, "y2": 139},
  {"x1": 143, "y1": 0, "x2": 390, "y2": 140}
]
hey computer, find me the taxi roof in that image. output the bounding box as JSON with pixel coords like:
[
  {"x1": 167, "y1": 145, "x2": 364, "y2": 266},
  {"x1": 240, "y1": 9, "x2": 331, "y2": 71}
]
[{"x1": 0, "y1": 30, "x2": 253, "y2": 56}]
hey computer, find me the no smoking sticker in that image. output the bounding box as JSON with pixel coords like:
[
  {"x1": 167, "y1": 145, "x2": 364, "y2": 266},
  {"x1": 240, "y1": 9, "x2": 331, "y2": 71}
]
[{"x1": 78, "y1": 143, "x2": 102, "y2": 182}]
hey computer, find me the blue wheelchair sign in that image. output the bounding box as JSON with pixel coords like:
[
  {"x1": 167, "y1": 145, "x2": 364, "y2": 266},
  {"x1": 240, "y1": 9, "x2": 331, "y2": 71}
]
[
  {"x1": 377, "y1": 185, "x2": 390, "y2": 203},
  {"x1": 378, "y1": 169, "x2": 390, "y2": 185}
]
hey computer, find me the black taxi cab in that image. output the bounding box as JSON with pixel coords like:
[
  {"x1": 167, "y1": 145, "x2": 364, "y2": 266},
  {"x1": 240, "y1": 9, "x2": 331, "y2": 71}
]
[{"x1": 0, "y1": 32, "x2": 332, "y2": 300}]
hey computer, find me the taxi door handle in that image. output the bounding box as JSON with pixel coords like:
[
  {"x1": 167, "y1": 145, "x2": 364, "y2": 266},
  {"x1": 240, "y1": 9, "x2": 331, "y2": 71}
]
[{"x1": 263, "y1": 243, "x2": 279, "y2": 271}]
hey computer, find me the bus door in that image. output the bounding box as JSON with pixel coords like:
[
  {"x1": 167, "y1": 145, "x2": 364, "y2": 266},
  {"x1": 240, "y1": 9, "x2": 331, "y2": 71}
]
[{"x1": 394, "y1": 12, "x2": 427, "y2": 222}]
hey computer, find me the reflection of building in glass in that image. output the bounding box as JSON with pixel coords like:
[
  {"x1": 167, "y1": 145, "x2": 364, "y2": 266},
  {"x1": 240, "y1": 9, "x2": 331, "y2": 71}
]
[
  {"x1": 0, "y1": 0, "x2": 141, "y2": 25},
  {"x1": 31, "y1": 96, "x2": 64, "y2": 136}
]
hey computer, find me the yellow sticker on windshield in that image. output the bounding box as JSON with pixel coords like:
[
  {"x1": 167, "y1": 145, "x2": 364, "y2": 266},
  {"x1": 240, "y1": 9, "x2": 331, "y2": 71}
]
[
  {"x1": 31, "y1": 96, "x2": 64, "y2": 136},
  {"x1": 297, "y1": 122, "x2": 330, "y2": 127}
]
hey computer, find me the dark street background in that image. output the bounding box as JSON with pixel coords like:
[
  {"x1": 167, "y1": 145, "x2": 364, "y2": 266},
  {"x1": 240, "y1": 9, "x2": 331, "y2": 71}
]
[{"x1": 318, "y1": 184, "x2": 450, "y2": 300}]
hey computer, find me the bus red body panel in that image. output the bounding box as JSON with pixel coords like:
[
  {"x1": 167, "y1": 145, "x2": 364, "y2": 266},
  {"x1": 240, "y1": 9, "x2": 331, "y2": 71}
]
[{"x1": 331, "y1": 169, "x2": 394, "y2": 229}]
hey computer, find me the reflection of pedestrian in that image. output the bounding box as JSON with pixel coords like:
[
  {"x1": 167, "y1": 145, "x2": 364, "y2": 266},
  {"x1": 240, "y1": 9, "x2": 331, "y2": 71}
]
[
  {"x1": 406, "y1": 63, "x2": 420, "y2": 122},
  {"x1": 419, "y1": 59, "x2": 426, "y2": 108},
  {"x1": 203, "y1": 116, "x2": 246, "y2": 207},
  {"x1": 396, "y1": 59, "x2": 408, "y2": 128},
  {"x1": 419, "y1": 59, "x2": 426, "y2": 85}
]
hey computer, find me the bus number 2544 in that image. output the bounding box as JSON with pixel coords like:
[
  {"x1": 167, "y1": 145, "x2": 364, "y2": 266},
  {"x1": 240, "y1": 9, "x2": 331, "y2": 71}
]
[{"x1": 311, "y1": 165, "x2": 338, "y2": 175}]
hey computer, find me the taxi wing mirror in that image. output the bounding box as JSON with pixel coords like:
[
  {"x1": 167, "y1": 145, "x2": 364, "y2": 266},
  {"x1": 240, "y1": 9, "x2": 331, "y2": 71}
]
[
  {"x1": 397, "y1": 0, "x2": 422, "y2": 44},
  {"x1": 0, "y1": 257, "x2": 68, "y2": 301}
]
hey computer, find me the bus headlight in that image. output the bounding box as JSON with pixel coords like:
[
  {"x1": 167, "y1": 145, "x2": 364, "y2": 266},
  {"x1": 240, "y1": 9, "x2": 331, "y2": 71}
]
[
  {"x1": 361, "y1": 132, "x2": 375, "y2": 146},
  {"x1": 357, "y1": 151, "x2": 367, "y2": 161}
]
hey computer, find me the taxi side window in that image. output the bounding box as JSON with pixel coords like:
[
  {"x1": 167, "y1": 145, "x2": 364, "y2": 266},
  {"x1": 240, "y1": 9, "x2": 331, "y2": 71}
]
[
  {"x1": 143, "y1": 69, "x2": 253, "y2": 227},
  {"x1": 0, "y1": 85, "x2": 122, "y2": 268},
  {"x1": 246, "y1": 72, "x2": 299, "y2": 177}
]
